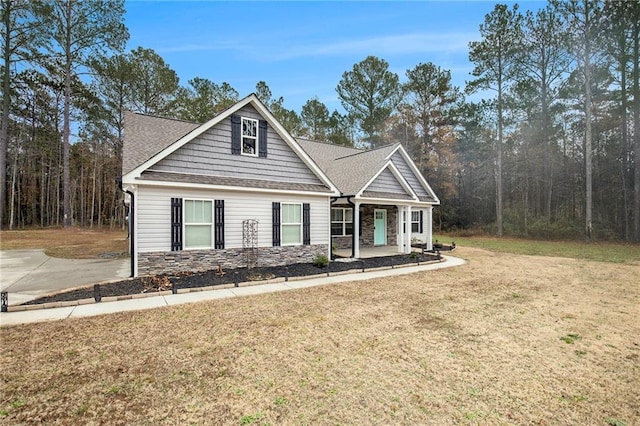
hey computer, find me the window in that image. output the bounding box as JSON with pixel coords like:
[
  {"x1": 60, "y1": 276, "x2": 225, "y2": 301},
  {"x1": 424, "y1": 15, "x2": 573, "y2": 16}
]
[
  {"x1": 184, "y1": 199, "x2": 212, "y2": 248},
  {"x1": 411, "y1": 210, "x2": 421, "y2": 233},
  {"x1": 281, "y1": 203, "x2": 302, "y2": 245},
  {"x1": 242, "y1": 117, "x2": 258, "y2": 156},
  {"x1": 331, "y1": 207, "x2": 353, "y2": 236}
]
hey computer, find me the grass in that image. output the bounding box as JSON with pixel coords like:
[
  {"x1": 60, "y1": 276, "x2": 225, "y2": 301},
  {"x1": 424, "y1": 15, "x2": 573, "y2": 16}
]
[
  {"x1": 434, "y1": 234, "x2": 640, "y2": 264},
  {"x1": 0, "y1": 227, "x2": 128, "y2": 259},
  {"x1": 1, "y1": 246, "x2": 638, "y2": 424}
]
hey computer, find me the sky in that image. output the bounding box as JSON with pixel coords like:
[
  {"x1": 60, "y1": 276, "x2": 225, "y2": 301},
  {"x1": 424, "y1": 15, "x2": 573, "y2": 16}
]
[{"x1": 124, "y1": 1, "x2": 546, "y2": 114}]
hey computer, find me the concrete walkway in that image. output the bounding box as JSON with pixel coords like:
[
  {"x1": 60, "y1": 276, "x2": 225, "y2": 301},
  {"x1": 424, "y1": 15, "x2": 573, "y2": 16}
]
[{"x1": 0, "y1": 255, "x2": 466, "y2": 327}]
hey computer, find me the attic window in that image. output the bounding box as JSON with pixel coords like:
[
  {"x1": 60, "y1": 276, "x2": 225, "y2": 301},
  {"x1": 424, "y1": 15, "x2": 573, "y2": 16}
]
[{"x1": 242, "y1": 117, "x2": 258, "y2": 156}]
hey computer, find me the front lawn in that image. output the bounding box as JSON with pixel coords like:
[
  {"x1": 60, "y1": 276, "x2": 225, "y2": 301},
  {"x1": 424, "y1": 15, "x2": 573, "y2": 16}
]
[{"x1": 1, "y1": 246, "x2": 638, "y2": 424}]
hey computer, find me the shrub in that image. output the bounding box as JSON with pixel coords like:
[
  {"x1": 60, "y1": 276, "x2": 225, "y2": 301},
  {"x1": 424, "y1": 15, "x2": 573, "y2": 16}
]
[{"x1": 313, "y1": 254, "x2": 329, "y2": 268}]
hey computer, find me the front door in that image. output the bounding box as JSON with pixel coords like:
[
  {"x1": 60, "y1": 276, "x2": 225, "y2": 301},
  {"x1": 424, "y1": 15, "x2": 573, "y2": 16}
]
[{"x1": 374, "y1": 209, "x2": 387, "y2": 245}]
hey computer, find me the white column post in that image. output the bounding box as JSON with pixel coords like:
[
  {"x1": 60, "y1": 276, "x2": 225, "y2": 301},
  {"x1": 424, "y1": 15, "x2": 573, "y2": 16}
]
[
  {"x1": 405, "y1": 205, "x2": 412, "y2": 253},
  {"x1": 353, "y1": 201, "x2": 360, "y2": 258}
]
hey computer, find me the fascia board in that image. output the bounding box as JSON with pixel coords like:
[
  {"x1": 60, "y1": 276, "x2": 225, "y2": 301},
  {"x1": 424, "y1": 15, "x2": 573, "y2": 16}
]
[
  {"x1": 126, "y1": 94, "x2": 340, "y2": 196},
  {"x1": 128, "y1": 179, "x2": 335, "y2": 197},
  {"x1": 386, "y1": 145, "x2": 441, "y2": 205},
  {"x1": 356, "y1": 161, "x2": 418, "y2": 201},
  {"x1": 126, "y1": 95, "x2": 256, "y2": 179},
  {"x1": 250, "y1": 100, "x2": 340, "y2": 195}
]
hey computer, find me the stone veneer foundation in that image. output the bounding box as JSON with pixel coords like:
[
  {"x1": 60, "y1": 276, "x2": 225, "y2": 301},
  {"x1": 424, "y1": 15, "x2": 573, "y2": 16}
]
[{"x1": 137, "y1": 244, "x2": 328, "y2": 276}]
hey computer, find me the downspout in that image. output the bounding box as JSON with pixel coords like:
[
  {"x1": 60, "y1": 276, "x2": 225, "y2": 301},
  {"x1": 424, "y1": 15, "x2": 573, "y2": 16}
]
[
  {"x1": 346, "y1": 196, "x2": 356, "y2": 258},
  {"x1": 117, "y1": 178, "x2": 135, "y2": 278}
]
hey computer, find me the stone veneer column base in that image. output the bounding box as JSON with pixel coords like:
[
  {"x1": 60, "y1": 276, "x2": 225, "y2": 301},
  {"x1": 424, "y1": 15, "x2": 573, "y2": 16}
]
[{"x1": 137, "y1": 244, "x2": 328, "y2": 277}]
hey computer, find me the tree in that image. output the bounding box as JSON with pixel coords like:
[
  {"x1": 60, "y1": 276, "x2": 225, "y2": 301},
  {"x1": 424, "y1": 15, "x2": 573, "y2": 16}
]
[
  {"x1": 127, "y1": 47, "x2": 178, "y2": 115},
  {"x1": 517, "y1": 4, "x2": 571, "y2": 224},
  {"x1": 467, "y1": 4, "x2": 523, "y2": 236},
  {"x1": 254, "y1": 81, "x2": 301, "y2": 135},
  {"x1": 48, "y1": 0, "x2": 128, "y2": 227},
  {"x1": 1, "y1": 0, "x2": 49, "y2": 228},
  {"x1": 556, "y1": 0, "x2": 604, "y2": 241},
  {"x1": 172, "y1": 77, "x2": 238, "y2": 123},
  {"x1": 327, "y1": 110, "x2": 353, "y2": 146},
  {"x1": 300, "y1": 97, "x2": 330, "y2": 140},
  {"x1": 336, "y1": 56, "x2": 401, "y2": 148}
]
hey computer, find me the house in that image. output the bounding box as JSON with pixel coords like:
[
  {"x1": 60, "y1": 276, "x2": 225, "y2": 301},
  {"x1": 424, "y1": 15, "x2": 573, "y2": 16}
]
[{"x1": 121, "y1": 94, "x2": 439, "y2": 277}]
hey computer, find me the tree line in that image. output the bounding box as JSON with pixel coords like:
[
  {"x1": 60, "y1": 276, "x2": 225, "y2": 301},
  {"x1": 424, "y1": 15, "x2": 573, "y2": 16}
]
[{"x1": 1, "y1": 0, "x2": 639, "y2": 242}]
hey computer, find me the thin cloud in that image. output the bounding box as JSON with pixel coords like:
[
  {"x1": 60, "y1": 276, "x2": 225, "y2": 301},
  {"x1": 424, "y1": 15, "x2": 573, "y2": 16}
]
[{"x1": 264, "y1": 32, "x2": 479, "y2": 61}]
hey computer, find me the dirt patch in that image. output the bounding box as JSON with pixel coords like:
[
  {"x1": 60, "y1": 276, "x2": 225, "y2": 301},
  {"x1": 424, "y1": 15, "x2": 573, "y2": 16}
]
[
  {"x1": 1, "y1": 247, "x2": 638, "y2": 424},
  {"x1": 23, "y1": 252, "x2": 439, "y2": 305}
]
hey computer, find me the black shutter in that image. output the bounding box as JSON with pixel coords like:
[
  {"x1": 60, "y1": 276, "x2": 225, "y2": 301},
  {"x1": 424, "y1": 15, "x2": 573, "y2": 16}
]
[
  {"x1": 214, "y1": 200, "x2": 225, "y2": 249},
  {"x1": 231, "y1": 115, "x2": 241, "y2": 155},
  {"x1": 171, "y1": 197, "x2": 182, "y2": 251},
  {"x1": 258, "y1": 119, "x2": 268, "y2": 158},
  {"x1": 272, "y1": 202, "x2": 281, "y2": 246},
  {"x1": 419, "y1": 210, "x2": 424, "y2": 233},
  {"x1": 302, "y1": 203, "x2": 310, "y2": 245}
]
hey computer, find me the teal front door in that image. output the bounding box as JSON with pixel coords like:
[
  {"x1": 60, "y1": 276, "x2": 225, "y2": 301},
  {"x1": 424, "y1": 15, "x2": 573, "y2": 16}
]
[{"x1": 374, "y1": 209, "x2": 387, "y2": 245}]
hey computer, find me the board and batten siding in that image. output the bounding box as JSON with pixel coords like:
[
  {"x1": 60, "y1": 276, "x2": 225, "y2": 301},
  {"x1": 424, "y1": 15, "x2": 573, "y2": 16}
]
[
  {"x1": 389, "y1": 151, "x2": 432, "y2": 200},
  {"x1": 151, "y1": 105, "x2": 323, "y2": 186},
  {"x1": 136, "y1": 186, "x2": 330, "y2": 252},
  {"x1": 365, "y1": 167, "x2": 410, "y2": 195}
]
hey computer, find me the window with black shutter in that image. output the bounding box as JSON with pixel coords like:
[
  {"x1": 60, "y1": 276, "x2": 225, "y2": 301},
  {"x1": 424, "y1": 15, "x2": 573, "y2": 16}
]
[
  {"x1": 302, "y1": 203, "x2": 310, "y2": 245},
  {"x1": 272, "y1": 202, "x2": 281, "y2": 246},
  {"x1": 258, "y1": 120, "x2": 268, "y2": 157},
  {"x1": 171, "y1": 197, "x2": 183, "y2": 251},
  {"x1": 214, "y1": 200, "x2": 225, "y2": 249},
  {"x1": 231, "y1": 115, "x2": 242, "y2": 155}
]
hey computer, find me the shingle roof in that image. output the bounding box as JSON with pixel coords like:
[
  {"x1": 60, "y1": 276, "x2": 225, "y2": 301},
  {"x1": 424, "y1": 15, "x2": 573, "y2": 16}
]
[
  {"x1": 122, "y1": 111, "x2": 200, "y2": 174},
  {"x1": 138, "y1": 171, "x2": 333, "y2": 193},
  {"x1": 296, "y1": 139, "x2": 400, "y2": 196},
  {"x1": 122, "y1": 111, "x2": 436, "y2": 203}
]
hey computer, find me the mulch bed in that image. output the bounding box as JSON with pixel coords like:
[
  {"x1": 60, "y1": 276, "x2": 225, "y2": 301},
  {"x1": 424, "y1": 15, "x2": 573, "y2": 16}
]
[{"x1": 23, "y1": 252, "x2": 441, "y2": 306}]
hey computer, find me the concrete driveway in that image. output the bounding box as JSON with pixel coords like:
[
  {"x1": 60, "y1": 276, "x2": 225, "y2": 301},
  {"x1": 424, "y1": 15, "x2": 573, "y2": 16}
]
[{"x1": 0, "y1": 250, "x2": 130, "y2": 306}]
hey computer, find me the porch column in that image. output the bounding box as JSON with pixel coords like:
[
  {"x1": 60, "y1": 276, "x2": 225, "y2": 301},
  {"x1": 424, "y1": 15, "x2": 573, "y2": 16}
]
[
  {"x1": 405, "y1": 205, "x2": 412, "y2": 254},
  {"x1": 426, "y1": 206, "x2": 433, "y2": 251},
  {"x1": 353, "y1": 201, "x2": 360, "y2": 258}
]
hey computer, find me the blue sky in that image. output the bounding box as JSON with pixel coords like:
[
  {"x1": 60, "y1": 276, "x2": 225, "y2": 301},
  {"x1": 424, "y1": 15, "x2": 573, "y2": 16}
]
[{"x1": 125, "y1": 1, "x2": 545, "y2": 114}]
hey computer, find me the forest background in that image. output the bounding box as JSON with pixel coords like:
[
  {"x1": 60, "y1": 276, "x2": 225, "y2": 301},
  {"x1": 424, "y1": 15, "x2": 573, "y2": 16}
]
[{"x1": 1, "y1": 0, "x2": 639, "y2": 242}]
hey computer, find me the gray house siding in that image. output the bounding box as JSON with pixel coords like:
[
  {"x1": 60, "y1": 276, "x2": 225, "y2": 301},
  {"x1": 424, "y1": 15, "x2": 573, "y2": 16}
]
[
  {"x1": 365, "y1": 167, "x2": 410, "y2": 196},
  {"x1": 389, "y1": 151, "x2": 434, "y2": 201},
  {"x1": 152, "y1": 105, "x2": 324, "y2": 186}
]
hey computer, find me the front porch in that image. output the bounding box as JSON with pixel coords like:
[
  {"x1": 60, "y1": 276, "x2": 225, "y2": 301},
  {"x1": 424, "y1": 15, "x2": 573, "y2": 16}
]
[{"x1": 333, "y1": 245, "x2": 401, "y2": 259}]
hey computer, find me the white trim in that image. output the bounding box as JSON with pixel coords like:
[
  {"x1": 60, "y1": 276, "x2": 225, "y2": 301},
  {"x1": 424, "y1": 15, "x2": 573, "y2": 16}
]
[
  {"x1": 373, "y1": 208, "x2": 387, "y2": 246},
  {"x1": 330, "y1": 207, "x2": 353, "y2": 237},
  {"x1": 386, "y1": 144, "x2": 441, "y2": 205},
  {"x1": 183, "y1": 198, "x2": 214, "y2": 250},
  {"x1": 281, "y1": 202, "x2": 303, "y2": 246},
  {"x1": 356, "y1": 161, "x2": 419, "y2": 201},
  {"x1": 123, "y1": 179, "x2": 333, "y2": 197},
  {"x1": 122, "y1": 94, "x2": 340, "y2": 197},
  {"x1": 240, "y1": 116, "x2": 259, "y2": 157}
]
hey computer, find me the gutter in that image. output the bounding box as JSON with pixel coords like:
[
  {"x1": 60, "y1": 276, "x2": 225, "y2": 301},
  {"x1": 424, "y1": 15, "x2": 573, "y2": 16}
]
[{"x1": 117, "y1": 178, "x2": 135, "y2": 278}]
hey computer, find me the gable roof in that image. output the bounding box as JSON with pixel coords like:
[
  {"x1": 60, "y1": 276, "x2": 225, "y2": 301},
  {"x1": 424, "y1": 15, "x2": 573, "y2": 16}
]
[
  {"x1": 123, "y1": 112, "x2": 199, "y2": 175},
  {"x1": 122, "y1": 94, "x2": 339, "y2": 195},
  {"x1": 296, "y1": 139, "x2": 439, "y2": 204}
]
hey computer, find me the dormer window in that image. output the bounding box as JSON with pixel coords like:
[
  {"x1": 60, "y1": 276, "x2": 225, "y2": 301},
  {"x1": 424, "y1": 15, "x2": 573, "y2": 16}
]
[{"x1": 242, "y1": 117, "x2": 258, "y2": 156}]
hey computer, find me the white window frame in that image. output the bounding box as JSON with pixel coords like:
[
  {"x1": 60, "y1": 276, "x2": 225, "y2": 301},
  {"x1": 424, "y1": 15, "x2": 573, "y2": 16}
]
[
  {"x1": 183, "y1": 198, "x2": 213, "y2": 249},
  {"x1": 241, "y1": 117, "x2": 258, "y2": 157},
  {"x1": 331, "y1": 207, "x2": 353, "y2": 237},
  {"x1": 281, "y1": 202, "x2": 302, "y2": 246},
  {"x1": 411, "y1": 210, "x2": 421, "y2": 234}
]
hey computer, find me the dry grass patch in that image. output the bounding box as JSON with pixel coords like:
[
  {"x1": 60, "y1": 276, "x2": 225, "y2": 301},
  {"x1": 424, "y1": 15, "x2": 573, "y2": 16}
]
[
  {"x1": 1, "y1": 247, "x2": 638, "y2": 424},
  {"x1": 0, "y1": 227, "x2": 128, "y2": 258}
]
